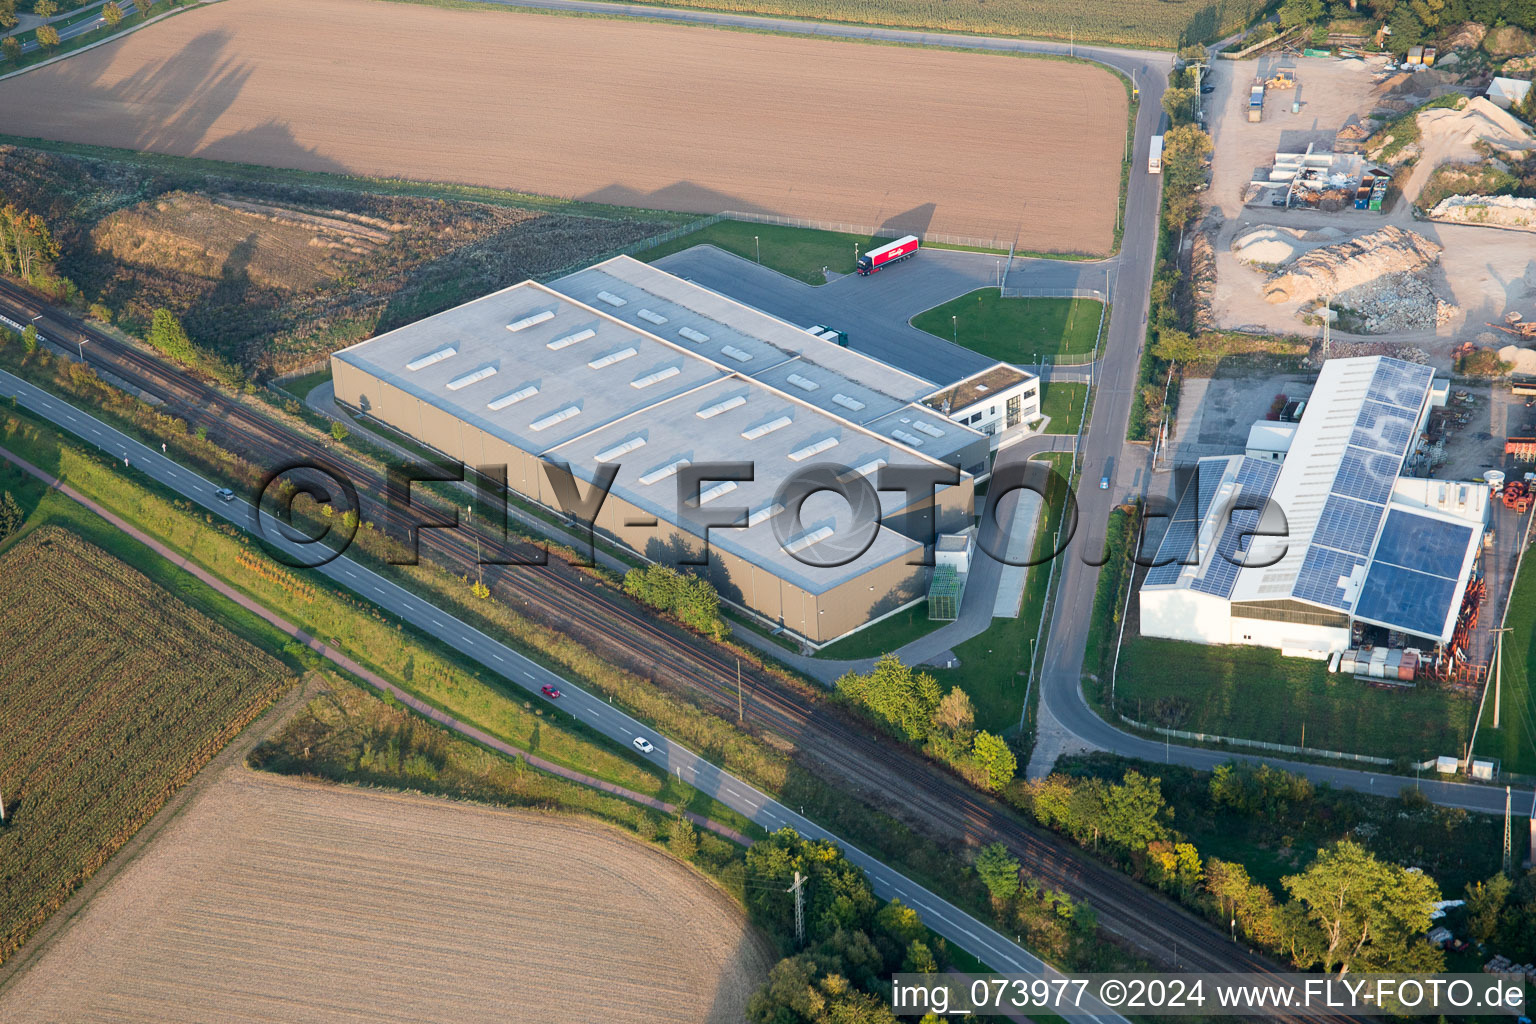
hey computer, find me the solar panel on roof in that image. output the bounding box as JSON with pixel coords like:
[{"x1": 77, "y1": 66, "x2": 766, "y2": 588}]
[
  {"x1": 1187, "y1": 459, "x2": 1281, "y2": 599},
  {"x1": 1312, "y1": 493, "x2": 1387, "y2": 555},
  {"x1": 1371, "y1": 507, "x2": 1473, "y2": 574},
  {"x1": 1366, "y1": 358, "x2": 1434, "y2": 409},
  {"x1": 1293, "y1": 546, "x2": 1366, "y2": 609},
  {"x1": 1354, "y1": 563, "x2": 1460, "y2": 638},
  {"x1": 1350, "y1": 400, "x2": 1416, "y2": 455},
  {"x1": 1332, "y1": 447, "x2": 1398, "y2": 504}
]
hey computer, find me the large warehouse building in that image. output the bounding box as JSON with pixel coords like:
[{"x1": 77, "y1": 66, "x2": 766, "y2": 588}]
[
  {"x1": 1140, "y1": 356, "x2": 1484, "y2": 658},
  {"x1": 331, "y1": 257, "x2": 1024, "y2": 645}
]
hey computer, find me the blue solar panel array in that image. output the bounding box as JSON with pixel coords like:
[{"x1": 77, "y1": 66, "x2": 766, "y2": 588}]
[
  {"x1": 1291, "y1": 358, "x2": 1432, "y2": 611},
  {"x1": 1191, "y1": 458, "x2": 1281, "y2": 599},
  {"x1": 1353, "y1": 507, "x2": 1475, "y2": 638},
  {"x1": 1144, "y1": 460, "x2": 1227, "y2": 587}
]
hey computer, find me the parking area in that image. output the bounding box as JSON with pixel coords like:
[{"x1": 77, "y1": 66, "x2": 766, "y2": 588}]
[{"x1": 653, "y1": 244, "x2": 1109, "y2": 386}]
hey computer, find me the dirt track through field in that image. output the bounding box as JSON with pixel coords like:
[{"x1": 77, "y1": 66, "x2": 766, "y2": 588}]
[
  {"x1": 0, "y1": 771, "x2": 771, "y2": 1024},
  {"x1": 0, "y1": 0, "x2": 1125, "y2": 252}
]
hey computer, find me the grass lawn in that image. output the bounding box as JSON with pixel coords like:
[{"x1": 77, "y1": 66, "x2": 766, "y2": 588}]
[
  {"x1": 1113, "y1": 636, "x2": 1478, "y2": 761},
  {"x1": 280, "y1": 367, "x2": 333, "y2": 404},
  {"x1": 930, "y1": 453, "x2": 1071, "y2": 733},
  {"x1": 1474, "y1": 551, "x2": 1536, "y2": 776},
  {"x1": 1039, "y1": 381, "x2": 1086, "y2": 435},
  {"x1": 911, "y1": 291, "x2": 1102, "y2": 363},
  {"x1": 638, "y1": 219, "x2": 894, "y2": 286},
  {"x1": 816, "y1": 605, "x2": 943, "y2": 661}
]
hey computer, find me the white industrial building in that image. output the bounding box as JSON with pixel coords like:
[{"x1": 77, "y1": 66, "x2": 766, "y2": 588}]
[
  {"x1": 920, "y1": 364, "x2": 1042, "y2": 445},
  {"x1": 1140, "y1": 357, "x2": 1484, "y2": 658}
]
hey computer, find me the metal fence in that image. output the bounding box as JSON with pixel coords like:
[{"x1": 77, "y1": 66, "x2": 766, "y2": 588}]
[
  {"x1": 1000, "y1": 287, "x2": 1106, "y2": 300},
  {"x1": 1116, "y1": 713, "x2": 1398, "y2": 766}
]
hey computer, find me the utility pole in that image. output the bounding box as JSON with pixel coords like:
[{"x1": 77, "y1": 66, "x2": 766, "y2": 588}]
[
  {"x1": 1504, "y1": 785, "x2": 1513, "y2": 876},
  {"x1": 788, "y1": 870, "x2": 806, "y2": 947},
  {"x1": 1490, "y1": 626, "x2": 1513, "y2": 728}
]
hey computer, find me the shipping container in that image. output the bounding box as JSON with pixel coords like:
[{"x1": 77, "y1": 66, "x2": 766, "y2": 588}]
[
  {"x1": 1248, "y1": 84, "x2": 1265, "y2": 122},
  {"x1": 856, "y1": 235, "x2": 920, "y2": 276},
  {"x1": 1407, "y1": 45, "x2": 1424, "y2": 65}
]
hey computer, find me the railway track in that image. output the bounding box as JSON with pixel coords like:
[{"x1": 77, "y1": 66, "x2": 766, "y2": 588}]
[{"x1": 0, "y1": 278, "x2": 1361, "y2": 1014}]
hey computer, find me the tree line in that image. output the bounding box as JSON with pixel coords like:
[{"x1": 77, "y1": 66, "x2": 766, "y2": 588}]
[
  {"x1": 834, "y1": 655, "x2": 1017, "y2": 791},
  {"x1": 1019, "y1": 761, "x2": 1520, "y2": 975},
  {"x1": 621, "y1": 563, "x2": 729, "y2": 641}
]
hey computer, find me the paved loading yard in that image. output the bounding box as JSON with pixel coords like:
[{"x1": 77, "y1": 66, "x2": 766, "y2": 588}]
[
  {"x1": 655, "y1": 245, "x2": 1108, "y2": 385},
  {"x1": 0, "y1": 0, "x2": 1126, "y2": 253}
]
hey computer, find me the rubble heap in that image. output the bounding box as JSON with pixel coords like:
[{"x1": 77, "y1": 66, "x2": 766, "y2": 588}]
[
  {"x1": 1430, "y1": 194, "x2": 1536, "y2": 229},
  {"x1": 1335, "y1": 272, "x2": 1459, "y2": 333},
  {"x1": 1263, "y1": 225, "x2": 1442, "y2": 304}
]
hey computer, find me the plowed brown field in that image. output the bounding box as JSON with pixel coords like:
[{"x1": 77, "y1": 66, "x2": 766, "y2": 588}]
[
  {"x1": 0, "y1": 0, "x2": 1125, "y2": 252},
  {"x1": 0, "y1": 771, "x2": 771, "y2": 1023}
]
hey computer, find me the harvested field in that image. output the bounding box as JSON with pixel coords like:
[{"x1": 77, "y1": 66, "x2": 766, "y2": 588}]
[
  {"x1": 0, "y1": 770, "x2": 772, "y2": 1024},
  {"x1": 0, "y1": 527, "x2": 291, "y2": 967},
  {"x1": 0, "y1": 0, "x2": 1127, "y2": 254}
]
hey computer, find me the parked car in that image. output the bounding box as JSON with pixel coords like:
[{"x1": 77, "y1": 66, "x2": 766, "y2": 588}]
[
  {"x1": 1271, "y1": 197, "x2": 1287, "y2": 207},
  {"x1": 215, "y1": 487, "x2": 236, "y2": 502},
  {"x1": 540, "y1": 685, "x2": 561, "y2": 699},
  {"x1": 1201, "y1": 84, "x2": 1215, "y2": 94},
  {"x1": 633, "y1": 737, "x2": 655, "y2": 754}
]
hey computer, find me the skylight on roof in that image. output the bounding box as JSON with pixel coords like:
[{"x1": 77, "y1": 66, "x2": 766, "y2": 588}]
[
  {"x1": 588, "y1": 347, "x2": 638, "y2": 369},
  {"x1": 698, "y1": 396, "x2": 747, "y2": 419},
  {"x1": 891, "y1": 429, "x2": 924, "y2": 447},
  {"x1": 445, "y1": 365, "x2": 497, "y2": 391},
  {"x1": 529, "y1": 406, "x2": 580, "y2": 431},
  {"x1": 788, "y1": 437, "x2": 839, "y2": 461},
  {"x1": 595, "y1": 436, "x2": 647, "y2": 462},
  {"x1": 748, "y1": 502, "x2": 784, "y2": 527},
  {"x1": 507, "y1": 310, "x2": 555, "y2": 332},
  {"x1": 974, "y1": 384, "x2": 989, "y2": 393},
  {"x1": 637, "y1": 309, "x2": 668, "y2": 325},
  {"x1": 679, "y1": 327, "x2": 710, "y2": 344},
  {"x1": 914, "y1": 421, "x2": 945, "y2": 438},
  {"x1": 848, "y1": 459, "x2": 887, "y2": 480},
  {"x1": 487, "y1": 384, "x2": 538, "y2": 410},
  {"x1": 786, "y1": 526, "x2": 835, "y2": 554},
  {"x1": 786, "y1": 373, "x2": 820, "y2": 392},
  {"x1": 698, "y1": 481, "x2": 738, "y2": 505},
  {"x1": 720, "y1": 345, "x2": 753, "y2": 363},
  {"x1": 547, "y1": 328, "x2": 596, "y2": 351},
  {"x1": 405, "y1": 346, "x2": 456, "y2": 371},
  {"x1": 742, "y1": 415, "x2": 792, "y2": 440},
  {"x1": 596, "y1": 291, "x2": 627, "y2": 307},
  {"x1": 639, "y1": 459, "x2": 688, "y2": 486},
  {"x1": 832, "y1": 394, "x2": 866, "y2": 412},
  {"x1": 632, "y1": 366, "x2": 682, "y2": 389}
]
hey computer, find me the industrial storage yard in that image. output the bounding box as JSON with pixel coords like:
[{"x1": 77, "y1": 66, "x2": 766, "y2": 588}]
[
  {"x1": 1200, "y1": 54, "x2": 1536, "y2": 359},
  {"x1": 0, "y1": 0, "x2": 1127, "y2": 252},
  {"x1": 0, "y1": 769, "x2": 771, "y2": 1024}
]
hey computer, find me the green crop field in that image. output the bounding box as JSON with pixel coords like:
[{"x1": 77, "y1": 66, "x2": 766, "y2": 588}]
[
  {"x1": 1113, "y1": 636, "x2": 1478, "y2": 762},
  {"x1": 0, "y1": 527, "x2": 292, "y2": 965},
  {"x1": 615, "y1": 0, "x2": 1263, "y2": 48},
  {"x1": 912, "y1": 292, "x2": 1103, "y2": 363}
]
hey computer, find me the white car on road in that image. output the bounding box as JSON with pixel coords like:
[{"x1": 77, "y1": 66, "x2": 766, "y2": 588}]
[{"x1": 632, "y1": 737, "x2": 655, "y2": 754}]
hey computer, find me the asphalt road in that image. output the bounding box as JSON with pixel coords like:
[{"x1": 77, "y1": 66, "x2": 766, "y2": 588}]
[
  {"x1": 7, "y1": 0, "x2": 139, "y2": 56},
  {"x1": 0, "y1": 366, "x2": 1127, "y2": 1016},
  {"x1": 652, "y1": 245, "x2": 1102, "y2": 385}
]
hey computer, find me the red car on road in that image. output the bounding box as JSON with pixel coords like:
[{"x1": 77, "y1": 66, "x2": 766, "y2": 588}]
[{"x1": 540, "y1": 685, "x2": 561, "y2": 699}]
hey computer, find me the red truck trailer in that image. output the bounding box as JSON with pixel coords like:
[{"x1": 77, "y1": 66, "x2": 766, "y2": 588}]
[{"x1": 856, "y1": 235, "x2": 919, "y2": 276}]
